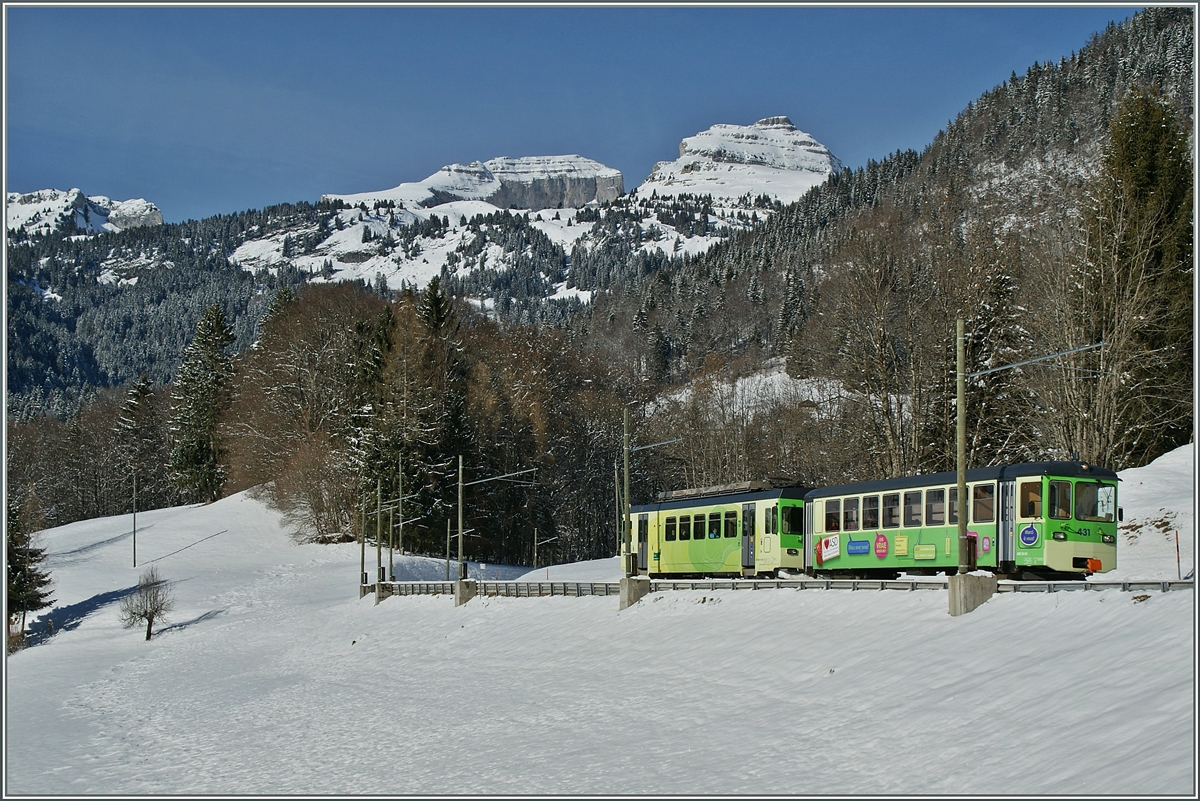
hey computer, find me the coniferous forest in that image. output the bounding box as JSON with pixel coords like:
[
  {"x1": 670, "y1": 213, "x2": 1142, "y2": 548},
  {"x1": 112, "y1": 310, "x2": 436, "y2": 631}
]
[{"x1": 6, "y1": 8, "x2": 1193, "y2": 568}]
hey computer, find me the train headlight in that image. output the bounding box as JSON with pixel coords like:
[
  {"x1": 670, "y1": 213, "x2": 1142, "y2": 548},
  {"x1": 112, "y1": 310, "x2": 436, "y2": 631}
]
[
  {"x1": 1102, "y1": 534, "x2": 1116, "y2": 544},
  {"x1": 1052, "y1": 532, "x2": 1067, "y2": 541}
]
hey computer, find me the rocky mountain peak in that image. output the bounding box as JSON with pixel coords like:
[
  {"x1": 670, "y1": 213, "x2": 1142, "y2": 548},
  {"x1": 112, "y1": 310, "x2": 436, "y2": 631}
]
[
  {"x1": 640, "y1": 116, "x2": 841, "y2": 203},
  {"x1": 6, "y1": 188, "x2": 163, "y2": 237}
]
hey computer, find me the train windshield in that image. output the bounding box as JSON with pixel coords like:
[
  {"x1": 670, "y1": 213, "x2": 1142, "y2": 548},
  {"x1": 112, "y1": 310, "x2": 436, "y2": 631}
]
[{"x1": 1075, "y1": 482, "x2": 1116, "y2": 523}]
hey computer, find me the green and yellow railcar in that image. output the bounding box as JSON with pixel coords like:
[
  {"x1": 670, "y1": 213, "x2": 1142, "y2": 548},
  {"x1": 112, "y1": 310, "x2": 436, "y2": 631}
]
[
  {"x1": 628, "y1": 483, "x2": 808, "y2": 578},
  {"x1": 804, "y1": 461, "x2": 1119, "y2": 580}
]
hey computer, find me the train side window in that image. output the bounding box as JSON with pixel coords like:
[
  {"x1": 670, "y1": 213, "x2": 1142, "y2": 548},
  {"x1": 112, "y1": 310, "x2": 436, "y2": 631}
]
[
  {"x1": 709, "y1": 512, "x2": 721, "y2": 538},
  {"x1": 1048, "y1": 480, "x2": 1071, "y2": 520},
  {"x1": 862, "y1": 496, "x2": 880, "y2": 529},
  {"x1": 973, "y1": 484, "x2": 996, "y2": 523},
  {"x1": 694, "y1": 514, "x2": 706, "y2": 540},
  {"x1": 724, "y1": 511, "x2": 737, "y2": 538},
  {"x1": 948, "y1": 487, "x2": 959, "y2": 525},
  {"x1": 1019, "y1": 482, "x2": 1042, "y2": 518},
  {"x1": 665, "y1": 517, "x2": 677, "y2": 541},
  {"x1": 903, "y1": 491, "x2": 922, "y2": 527},
  {"x1": 925, "y1": 489, "x2": 945, "y2": 526},
  {"x1": 842, "y1": 498, "x2": 860, "y2": 531},
  {"x1": 679, "y1": 515, "x2": 691, "y2": 540},
  {"x1": 882, "y1": 494, "x2": 901, "y2": 528},
  {"x1": 767, "y1": 506, "x2": 778, "y2": 536},
  {"x1": 824, "y1": 499, "x2": 841, "y2": 532}
]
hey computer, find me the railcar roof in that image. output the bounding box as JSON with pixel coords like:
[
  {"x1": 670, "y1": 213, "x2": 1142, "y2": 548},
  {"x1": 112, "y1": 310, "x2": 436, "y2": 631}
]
[
  {"x1": 805, "y1": 461, "x2": 1118, "y2": 500},
  {"x1": 631, "y1": 486, "x2": 808, "y2": 514}
]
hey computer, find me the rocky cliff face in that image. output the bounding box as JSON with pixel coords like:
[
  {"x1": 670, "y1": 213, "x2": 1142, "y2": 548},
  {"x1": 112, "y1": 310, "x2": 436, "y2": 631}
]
[
  {"x1": 91, "y1": 197, "x2": 164, "y2": 230},
  {"x1": 482, "y1": 156, "x2": 623, "y2": 209},
  {"x1": 326, "y1": 155, "x2": 623, "y2": 211},
  {"x1": 638, "y1": 116, "x2": 841, "y2": 202}
]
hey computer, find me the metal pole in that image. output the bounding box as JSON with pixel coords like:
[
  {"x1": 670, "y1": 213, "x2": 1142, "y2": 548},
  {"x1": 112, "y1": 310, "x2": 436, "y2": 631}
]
[
  {"x1": 458, "y1": 455, "x2": 465, "y2": 580},
  {"x1": 132, "y1": 469, "x2": 137, "y2": 568},
  {"x1": 533, "y1": 527, "x2": 537, "y2": 569},
  {"x1": 388, "y1": 507, "x2": 394, "y2": 581},
  {"x1": 445, "y1": 520, "x2": 451, "y2": 580},
  {"x1": 623, "y1": 407, "x2": 632, "y2": 577},
  {"x1": 360, "y1": 492, "x2": 366, "y2": 585},
  {"x1": 956, "y1": 318, "x2": 968, "y2": 575}
]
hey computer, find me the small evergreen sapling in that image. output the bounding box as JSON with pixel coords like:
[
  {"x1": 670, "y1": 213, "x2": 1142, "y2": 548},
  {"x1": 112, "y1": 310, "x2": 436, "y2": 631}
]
[{"x1": 6, "y1": 491, "x2": 54, "y2": 650}]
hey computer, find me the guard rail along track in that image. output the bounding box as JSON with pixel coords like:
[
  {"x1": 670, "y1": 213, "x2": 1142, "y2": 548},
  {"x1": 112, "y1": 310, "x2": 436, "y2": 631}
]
[{"x1": 370, "y1": 577, "x2": 1193, "y2": 600}]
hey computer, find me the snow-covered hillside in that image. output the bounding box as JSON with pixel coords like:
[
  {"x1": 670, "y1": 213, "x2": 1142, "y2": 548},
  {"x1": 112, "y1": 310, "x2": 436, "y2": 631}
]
[
  {"x1": 637, "y1": 116, "x2": 841, "y2": 203},
  {"x1": 4, "y1": 447, "x2": 1193, "y2": 794},
  {"x1": 6, "y1": 188, "x2": 163, "y2": 237}
]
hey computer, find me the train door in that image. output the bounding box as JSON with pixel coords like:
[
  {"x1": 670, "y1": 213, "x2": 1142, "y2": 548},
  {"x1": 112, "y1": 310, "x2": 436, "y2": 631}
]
[
  {"x1": 804, "y1": 501, "x2": 815, "y2": 575},
  {"x1": 999, "y1": 480, "x2": 1015, "y2": 571},
  {"x1": 741, "y1": 503, "x2": 756, "y2": 576},
  {"x1": 637, "y1": 514, "x2": 649, "y2": 573}
]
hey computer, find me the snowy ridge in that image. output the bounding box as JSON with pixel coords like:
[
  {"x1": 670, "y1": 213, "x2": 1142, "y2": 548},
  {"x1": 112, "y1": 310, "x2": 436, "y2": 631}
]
[
  {"x1": 638, "y1": 116, "x2": 841, "y2": 202},
  {"x1": 6, "y1": 188, "x2": 163, "y2": 237}
]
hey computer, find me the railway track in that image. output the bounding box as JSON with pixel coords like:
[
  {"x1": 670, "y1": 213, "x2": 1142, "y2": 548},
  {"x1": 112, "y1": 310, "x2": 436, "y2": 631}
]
[{"x1": 370, "y1": 577, "x2": 1193, "y2": 600}]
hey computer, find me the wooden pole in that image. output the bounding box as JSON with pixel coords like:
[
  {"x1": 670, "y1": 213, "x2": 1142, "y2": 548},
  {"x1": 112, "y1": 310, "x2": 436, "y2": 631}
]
[
  {"x1": 132, "y1": 469, "x2": 137, "y2": 568},
  {"x1": 1176, "y1": 530, "x2": 1181, "y2": 580},
  {"x1": 376, "y1": 478, "x2": 382, "y2": 584},
  {"x1": 623, "y1": 408, "x2": 631, "y2": 576},
  {"x1": 457, "y1": 455, "x2": 464, "y2": 580},
  {"x1": 403, "y1": 450, "x2": 408, "y2": 556},
  {"x1": 956, "y1": 317, "x2": 968, "y2": 575},
  {"x1": 614, "y1": 458, "x2": 621, "y2": 558}
]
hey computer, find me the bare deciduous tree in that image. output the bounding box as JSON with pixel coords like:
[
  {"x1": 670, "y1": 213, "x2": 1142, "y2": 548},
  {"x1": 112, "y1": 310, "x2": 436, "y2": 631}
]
[{"x1": 119, "y1": 565, "x2": 174, "y2": 641}]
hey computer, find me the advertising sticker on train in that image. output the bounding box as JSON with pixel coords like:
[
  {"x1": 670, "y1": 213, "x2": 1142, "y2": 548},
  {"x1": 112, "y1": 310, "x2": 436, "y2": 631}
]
[
  {"x1": 1019, "y1": 524, "x2": 1039, "y2": 547},
  {"x1": 846, "y1": 536, "x2": 870, "y2": 555},
  {"x1": 819, "y1": 535, "x2": 840, "y2": 562},
  {"x1": 874, "y1": 533, "x2": 888, "y2": 558}
]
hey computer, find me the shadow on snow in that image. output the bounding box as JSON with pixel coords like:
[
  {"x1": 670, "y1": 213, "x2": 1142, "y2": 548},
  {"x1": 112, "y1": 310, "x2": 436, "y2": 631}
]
[{"x1": 24, "y1": 586, "x2": 138, "y2": 646}]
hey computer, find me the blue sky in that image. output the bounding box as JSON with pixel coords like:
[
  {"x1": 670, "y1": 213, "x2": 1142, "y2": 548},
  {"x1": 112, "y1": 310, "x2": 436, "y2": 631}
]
[{"x1": 6, "y1": 5, "x2": 1142, "y2": 223}]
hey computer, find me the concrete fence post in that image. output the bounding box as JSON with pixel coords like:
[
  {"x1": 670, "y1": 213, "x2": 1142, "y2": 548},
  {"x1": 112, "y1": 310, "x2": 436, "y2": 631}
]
[
  {"x1": 620, "y1": 576, "x2": 651, "y2": 610},
  {"x1": 948, "y1": 573, "x2": 997, "y2": 616}
]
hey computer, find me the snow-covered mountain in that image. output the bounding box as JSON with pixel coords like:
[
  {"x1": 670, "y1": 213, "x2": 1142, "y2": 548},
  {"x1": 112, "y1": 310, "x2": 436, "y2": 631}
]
[
  {"x1": 14, "y1": 118, "x2": 836, "y2": 308},
  {"x1": 324, "y1": 155, "x2": 623, "y2": 211},
  {"x1": 6, "y1": 188, "x2": 163, "y2": 237},
  {"x1": 637, "y1": 116, "x2": 841, "y2": 203}
]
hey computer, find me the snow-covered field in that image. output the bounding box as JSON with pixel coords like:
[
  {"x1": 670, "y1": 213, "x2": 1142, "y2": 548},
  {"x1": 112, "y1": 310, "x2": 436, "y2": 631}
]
[{"x1": 5, "y1": 447, "x2": 1195, "y2": 795}]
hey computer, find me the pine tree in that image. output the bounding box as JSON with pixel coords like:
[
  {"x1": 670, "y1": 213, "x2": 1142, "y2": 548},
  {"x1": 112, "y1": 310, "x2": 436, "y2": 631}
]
[
  {"x1": 169, "y1": 305, "x2": 235, "y2": 502},
  {"x1": 1100, "y1": 89, "x2": 1193, "y2": 458},
  {"x1": 7, "y1": 489, "x2": 54, "y2": 646}
]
